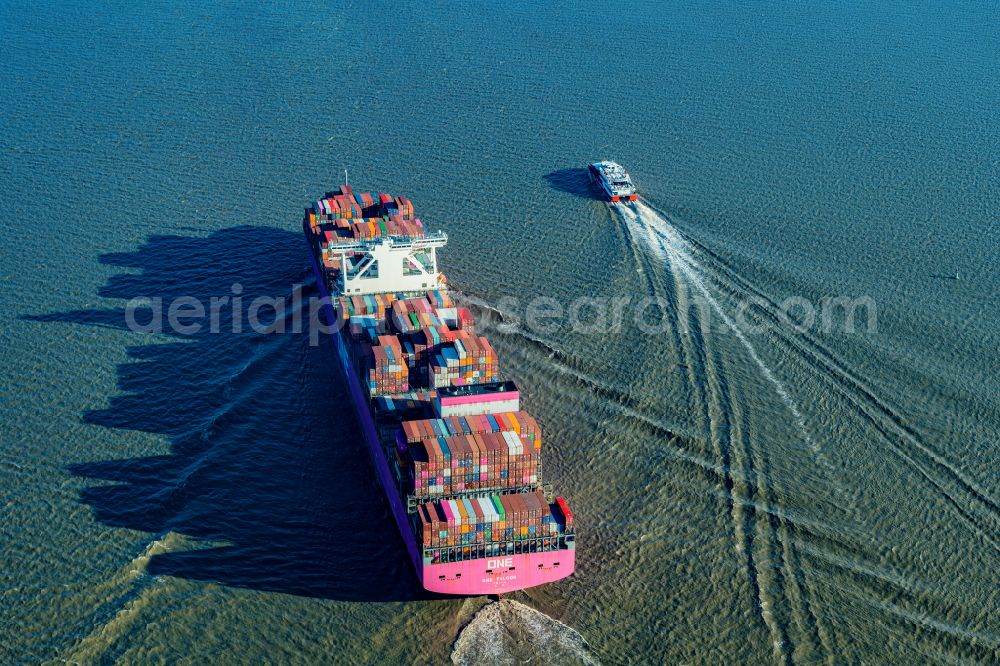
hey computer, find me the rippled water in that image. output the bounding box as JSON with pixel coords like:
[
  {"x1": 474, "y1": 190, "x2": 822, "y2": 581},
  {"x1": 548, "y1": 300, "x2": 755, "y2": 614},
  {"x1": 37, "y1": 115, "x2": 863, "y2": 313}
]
[{"x1": 3, "y1": 1, "x2": 998, "y2": 663}]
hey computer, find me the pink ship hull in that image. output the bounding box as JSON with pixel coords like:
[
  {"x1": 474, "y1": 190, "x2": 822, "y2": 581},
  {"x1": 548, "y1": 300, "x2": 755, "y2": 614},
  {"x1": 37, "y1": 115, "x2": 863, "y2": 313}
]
[{"x1": 422, "y1": 548, "x2": 575, "y2": 595}]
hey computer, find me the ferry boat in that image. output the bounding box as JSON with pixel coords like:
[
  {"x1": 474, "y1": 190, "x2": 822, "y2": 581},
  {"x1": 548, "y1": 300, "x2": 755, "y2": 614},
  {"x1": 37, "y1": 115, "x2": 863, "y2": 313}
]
[{"x1": 589, "y1": 161, "x2": 637, "y2": 202}]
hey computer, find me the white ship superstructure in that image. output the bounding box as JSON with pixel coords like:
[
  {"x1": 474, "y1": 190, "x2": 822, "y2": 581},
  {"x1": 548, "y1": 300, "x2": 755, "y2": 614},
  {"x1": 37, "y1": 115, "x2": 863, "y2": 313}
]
[{"x1": 588, "y1": 161, "x2": 637, "y2": 202}]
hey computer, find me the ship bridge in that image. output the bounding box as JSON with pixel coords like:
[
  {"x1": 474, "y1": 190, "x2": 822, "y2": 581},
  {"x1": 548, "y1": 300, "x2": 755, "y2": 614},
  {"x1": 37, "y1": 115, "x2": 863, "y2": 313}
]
[{"x1": 331, "y1": 231, "x2": 448, "y2": 295}]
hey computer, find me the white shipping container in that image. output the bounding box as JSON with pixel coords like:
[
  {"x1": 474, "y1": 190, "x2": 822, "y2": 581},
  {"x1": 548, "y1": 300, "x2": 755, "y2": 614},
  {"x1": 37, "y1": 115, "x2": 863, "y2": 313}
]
[
  {"x1": 436, "y1": 397, "x2": 520, "y2": 418},
  {"x1": 437, "y1": 307, "x2": 458, "y2": 325}
]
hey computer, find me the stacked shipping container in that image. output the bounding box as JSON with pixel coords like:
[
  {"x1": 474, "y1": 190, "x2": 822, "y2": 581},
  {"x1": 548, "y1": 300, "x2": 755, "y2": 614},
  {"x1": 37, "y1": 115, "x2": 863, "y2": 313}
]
[
  {"x1": 336, "y1": 290, "x2": 498, "y2": 396},
  {"x1": 402, "y1": 413, "x2": 541, "y2": 449},
  {"x1": 306, "y1": 186, "x2": 575, "y2": 592},
  {"x1": 416, "y1": 490, "x2": 572, "y2": 549},
  {"x1": 428, "y1": 335, "x2": 499, "y2": 388},
  {"x1": 366, "y1": 336, "x2": 409, "y2": 396},
  {"x1": 391, "y1": 297, "x2": 444, "y2": 333},
  {"x1": 305, "y1": 185, "x2": 425, "y2": 249},
  {"x1": 408, "y1": 432, "x2": 538, "y2": 496},
  {"x1": 402, "y1": 412, "x2": 540, "y2": 497}
]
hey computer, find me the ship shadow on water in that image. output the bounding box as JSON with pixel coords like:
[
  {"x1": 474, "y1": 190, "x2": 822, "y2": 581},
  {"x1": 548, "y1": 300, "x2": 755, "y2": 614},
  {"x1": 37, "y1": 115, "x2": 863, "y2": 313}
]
[
  {"x1": 24, "y1": 226, "x2": 431, "y2": 602},
  {"x1": 542, "y1": 167, "x2": 603, "y2": 201}
]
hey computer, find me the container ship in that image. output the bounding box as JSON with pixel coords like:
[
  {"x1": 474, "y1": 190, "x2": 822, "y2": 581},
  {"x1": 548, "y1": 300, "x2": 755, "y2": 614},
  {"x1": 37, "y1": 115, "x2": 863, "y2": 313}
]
[
  {"x1": 302, "y1": 186, "x2": 576, "y2": 595},
  {"x1": 589, "y1": 160, "x2": 637, "y2": 202}
]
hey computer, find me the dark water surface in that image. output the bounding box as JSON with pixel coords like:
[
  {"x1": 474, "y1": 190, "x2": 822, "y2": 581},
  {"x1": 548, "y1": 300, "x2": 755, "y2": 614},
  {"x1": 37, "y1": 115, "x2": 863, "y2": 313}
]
[{"x1": 3, "y1": 1, "x2": 998, "y2": 663}]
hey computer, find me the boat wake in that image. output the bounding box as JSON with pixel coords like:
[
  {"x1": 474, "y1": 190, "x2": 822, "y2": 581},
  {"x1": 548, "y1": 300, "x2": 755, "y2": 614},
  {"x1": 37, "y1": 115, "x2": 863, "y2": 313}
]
[
  {"x1": 619, "y1": 202, "x2": 844, "y2": 488},
  {"x1": 449, "y1": 290, "x2": 565, "y2": 356},
  {"x1": 451, "y1": 600, "x2": 599, "y2": 666},
  {"x1": 615, "y1": 200, "x2": 847, "y2": 663},
  {"x1": 60, "y1": 532, "x2": 190, "y2": 664},
  {"x1": 623, "y1": 199, "x2": 1000, "y2": 557},
  {"x1": 613, "y1": 197, "x2": 1000, "y2": 663}
]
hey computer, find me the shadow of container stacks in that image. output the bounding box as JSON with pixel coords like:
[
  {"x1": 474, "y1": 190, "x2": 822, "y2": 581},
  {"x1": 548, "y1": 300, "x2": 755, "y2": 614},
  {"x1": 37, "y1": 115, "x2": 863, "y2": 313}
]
[{"x1": 25, "y1": 225, "x2": 431, "y2": 602}]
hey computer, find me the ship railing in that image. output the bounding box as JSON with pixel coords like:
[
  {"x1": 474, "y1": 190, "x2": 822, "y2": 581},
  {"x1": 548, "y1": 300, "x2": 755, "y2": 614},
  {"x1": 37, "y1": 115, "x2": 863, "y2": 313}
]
[
  {"x1": 325, "y1": 231, "x2": 448, "y2": 254},
  {"x1": 405, "y1": 483, "x2": 544, "y2": 513},
  {"x1": 422, "y1": 533, "x2": 575, "y2": 565},
  {"x1": 388, "y1": 230, "x2": 448, "y2": 248}
]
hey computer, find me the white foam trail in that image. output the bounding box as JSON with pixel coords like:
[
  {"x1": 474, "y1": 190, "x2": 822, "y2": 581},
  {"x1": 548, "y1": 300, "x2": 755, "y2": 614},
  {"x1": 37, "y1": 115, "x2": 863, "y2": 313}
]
[
  {"x1": 618, "y1": 202, "x2": 844, "y2": 486},
  {"x1": 635, "y1": 205, "x2": 1000, "y2": 552},
  {"x1": 61, "y1": 533, "x2": 184, "y2": 664},
  {"x1": 622, "y1": 202, "x2": 815, "y2": 661},
  {"x1": 452, "y1": 600, "x2": 599, "y2": 666}
]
